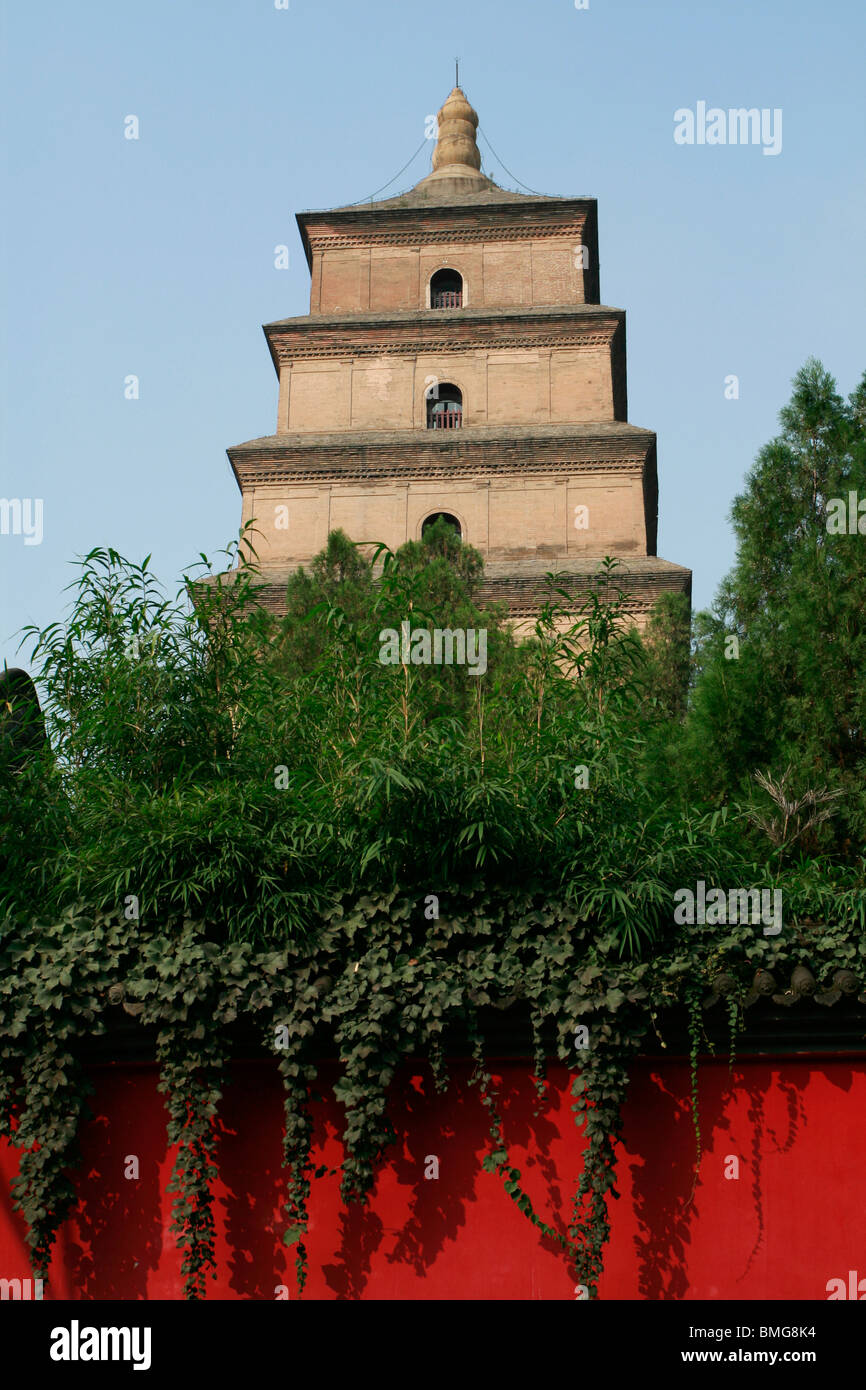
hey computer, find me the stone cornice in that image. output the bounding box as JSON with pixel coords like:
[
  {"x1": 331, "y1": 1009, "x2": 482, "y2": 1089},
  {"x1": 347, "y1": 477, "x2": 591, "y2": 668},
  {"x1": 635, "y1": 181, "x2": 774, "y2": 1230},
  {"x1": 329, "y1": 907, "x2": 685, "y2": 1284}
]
[
  {"x1": 296, "y1": 198, "x2": 598, "y2": 270},
  {"x1": 264, "y1": 306, "x2": 623, "y2": 368},
  {"x1": 227, "y1": 425, "x2": 655, "y2": 489},
  {"x1": 265, "y1": 304, "x2": 621, "y2": 331},
  {"x1": 305, "y1": 220, "x2": 587, "y2": 252},
  {"x1": 234, "y1": 457, "x2": 647, "y2": 487}
]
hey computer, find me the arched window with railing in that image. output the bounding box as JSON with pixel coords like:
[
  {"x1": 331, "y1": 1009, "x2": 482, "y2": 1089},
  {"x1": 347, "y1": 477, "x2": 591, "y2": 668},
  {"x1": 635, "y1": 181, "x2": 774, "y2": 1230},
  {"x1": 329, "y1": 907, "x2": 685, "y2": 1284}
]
[
  {"x1": 430, "y1": 268, "x2": 463, "y2": 309},
  {"x1": 426, "y1": 383, "x2": 463, "y2": 430}
]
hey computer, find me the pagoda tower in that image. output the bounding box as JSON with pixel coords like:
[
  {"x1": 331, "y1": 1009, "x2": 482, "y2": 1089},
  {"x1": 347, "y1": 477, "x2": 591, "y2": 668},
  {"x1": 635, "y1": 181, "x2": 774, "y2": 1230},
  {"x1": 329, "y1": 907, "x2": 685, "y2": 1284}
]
[{"x1": 228, "y1": 86, "x2": 691, "y2": 629}]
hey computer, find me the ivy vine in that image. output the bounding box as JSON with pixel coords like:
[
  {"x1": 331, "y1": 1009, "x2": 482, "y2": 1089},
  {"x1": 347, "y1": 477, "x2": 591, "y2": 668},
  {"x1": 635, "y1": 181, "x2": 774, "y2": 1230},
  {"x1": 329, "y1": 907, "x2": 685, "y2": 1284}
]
[{"x1": 1, "y1": 893, "x2": 864, "y2": 1299}]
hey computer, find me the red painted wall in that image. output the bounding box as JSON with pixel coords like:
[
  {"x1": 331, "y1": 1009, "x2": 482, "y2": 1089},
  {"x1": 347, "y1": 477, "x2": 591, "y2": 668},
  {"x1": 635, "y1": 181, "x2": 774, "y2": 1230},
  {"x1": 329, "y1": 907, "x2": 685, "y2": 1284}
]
[{"x1": 1, "y1": 1057, "x2": 864, "y2": 1300}]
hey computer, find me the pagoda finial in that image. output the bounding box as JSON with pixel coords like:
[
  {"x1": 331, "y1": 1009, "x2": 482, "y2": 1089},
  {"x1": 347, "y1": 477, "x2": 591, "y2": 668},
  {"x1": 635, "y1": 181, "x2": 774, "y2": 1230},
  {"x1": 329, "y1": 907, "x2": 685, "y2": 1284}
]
[{"x1": 432, "y1": 84, "x2": 481, "y2": 174}]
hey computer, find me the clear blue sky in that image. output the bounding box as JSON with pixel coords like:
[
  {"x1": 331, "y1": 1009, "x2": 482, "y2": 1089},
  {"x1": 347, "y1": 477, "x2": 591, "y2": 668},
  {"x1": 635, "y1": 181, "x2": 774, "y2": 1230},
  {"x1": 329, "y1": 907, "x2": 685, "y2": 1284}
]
[{"x1": 2, "y1": 0, "x2": 864, "y2": 655}]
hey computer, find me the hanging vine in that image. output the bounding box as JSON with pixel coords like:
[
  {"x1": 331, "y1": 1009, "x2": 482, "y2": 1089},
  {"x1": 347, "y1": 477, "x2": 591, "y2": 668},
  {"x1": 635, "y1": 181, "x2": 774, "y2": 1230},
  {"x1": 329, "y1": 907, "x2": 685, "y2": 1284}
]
[
  {"x1": 686, "y1": 981, "x2": 704, "y2": 1172},
  {"x1": 1, "y1": 892, "x2": 864, "y2": 1299}
]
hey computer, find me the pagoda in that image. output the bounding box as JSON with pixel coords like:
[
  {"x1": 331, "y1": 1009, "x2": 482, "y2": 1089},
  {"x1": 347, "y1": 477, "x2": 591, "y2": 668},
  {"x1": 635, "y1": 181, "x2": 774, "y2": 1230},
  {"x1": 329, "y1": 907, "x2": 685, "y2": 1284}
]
[{"x1": 227, "y1": 86, "x2": 691, "y2": 630}]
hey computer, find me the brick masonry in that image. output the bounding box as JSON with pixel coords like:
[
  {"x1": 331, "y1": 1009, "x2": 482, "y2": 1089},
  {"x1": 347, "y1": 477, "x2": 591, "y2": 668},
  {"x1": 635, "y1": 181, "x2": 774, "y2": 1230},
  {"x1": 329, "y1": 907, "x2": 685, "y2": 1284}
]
[{"x1": 225, "y1": 87, "x2": 691, "y2": 629}]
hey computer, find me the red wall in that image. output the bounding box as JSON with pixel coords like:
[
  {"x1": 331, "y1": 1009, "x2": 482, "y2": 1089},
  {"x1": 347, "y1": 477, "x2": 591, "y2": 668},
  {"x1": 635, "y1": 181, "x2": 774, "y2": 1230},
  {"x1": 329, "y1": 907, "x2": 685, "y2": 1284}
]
[{"x1": 1, "y1": 1057, "x2": 864, "y2": 1300}]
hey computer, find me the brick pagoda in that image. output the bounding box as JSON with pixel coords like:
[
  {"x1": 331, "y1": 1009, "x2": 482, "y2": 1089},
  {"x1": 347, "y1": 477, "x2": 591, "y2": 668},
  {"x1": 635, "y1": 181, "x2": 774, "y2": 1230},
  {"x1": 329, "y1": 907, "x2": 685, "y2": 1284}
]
[{"x1": 227, "y1": 85, "x2": 691, "y2": 630}]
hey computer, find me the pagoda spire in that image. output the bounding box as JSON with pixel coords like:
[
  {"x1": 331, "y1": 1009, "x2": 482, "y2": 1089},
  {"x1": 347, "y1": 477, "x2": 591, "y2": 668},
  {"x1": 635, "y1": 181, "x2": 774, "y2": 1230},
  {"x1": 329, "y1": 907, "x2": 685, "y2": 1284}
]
[{"x1": 431, "y1": 85, "x2": 482, "y2": 174}]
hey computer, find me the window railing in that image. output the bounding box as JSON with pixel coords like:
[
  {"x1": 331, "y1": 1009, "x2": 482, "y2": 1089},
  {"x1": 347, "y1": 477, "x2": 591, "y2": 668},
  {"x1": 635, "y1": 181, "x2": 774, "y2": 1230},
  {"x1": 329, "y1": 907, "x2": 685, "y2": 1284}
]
[
  {"x1": 431, "y1": 290, "x2": 462, "y2": 308},
  {"x1": 429, "y1": 409, "x2": 463, "y2": 430}
]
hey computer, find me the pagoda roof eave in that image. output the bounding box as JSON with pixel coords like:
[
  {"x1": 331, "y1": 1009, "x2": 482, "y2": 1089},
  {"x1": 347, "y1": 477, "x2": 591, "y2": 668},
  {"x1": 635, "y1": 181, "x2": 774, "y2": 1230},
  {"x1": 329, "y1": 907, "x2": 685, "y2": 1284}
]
[
  {"x1": 294, "y1": 193, "x2": 598, "y2": 272},
  {"x1": 228, "y1": 420, "x2": 656, "y2": 457},
  {"x1": 263, "y1": 302, "x2": 622, "y2": 334}
]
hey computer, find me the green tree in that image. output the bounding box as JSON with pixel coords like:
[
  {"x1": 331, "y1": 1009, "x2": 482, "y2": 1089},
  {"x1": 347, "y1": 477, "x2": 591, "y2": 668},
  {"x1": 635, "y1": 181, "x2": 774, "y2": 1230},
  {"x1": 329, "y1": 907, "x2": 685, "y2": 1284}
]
[{"x1": 680, "y1": 359, "x2": 866, "y2": 850}]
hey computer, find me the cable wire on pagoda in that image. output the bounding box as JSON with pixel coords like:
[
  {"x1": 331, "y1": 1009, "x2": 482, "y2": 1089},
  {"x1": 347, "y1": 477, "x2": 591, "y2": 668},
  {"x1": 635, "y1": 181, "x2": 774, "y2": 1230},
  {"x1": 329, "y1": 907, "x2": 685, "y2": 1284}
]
[
  {"x1": 343, "y1": 136, "x2": 432, "y2": 206},
  {"x1": 477, "y1": 126, "x2": 549, "y2": 196}
]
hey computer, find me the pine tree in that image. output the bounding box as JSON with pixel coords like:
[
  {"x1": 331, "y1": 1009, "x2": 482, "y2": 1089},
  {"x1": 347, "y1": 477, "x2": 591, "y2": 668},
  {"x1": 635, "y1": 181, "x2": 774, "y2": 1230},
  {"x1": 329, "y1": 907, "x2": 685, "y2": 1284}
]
[{"x1": 682, "y1": 359, "x2": 866, "y2": 848}]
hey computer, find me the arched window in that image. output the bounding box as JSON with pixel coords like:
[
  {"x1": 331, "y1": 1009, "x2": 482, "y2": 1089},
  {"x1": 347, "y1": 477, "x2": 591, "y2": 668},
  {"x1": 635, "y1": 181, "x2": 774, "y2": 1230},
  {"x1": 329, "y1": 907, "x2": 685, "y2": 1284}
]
[
  {"x1": 430, "y1": 268, "x2": 463, "y2": 309},
  {"x1": 426, "y1": 383, "x2": 463, "y2": 430},
  {"x1": 422, "y1": 512, "x2": 462, "y2": 540}
]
